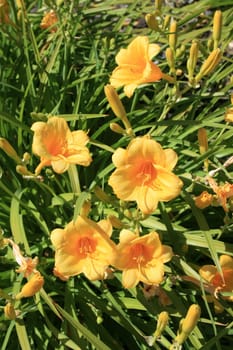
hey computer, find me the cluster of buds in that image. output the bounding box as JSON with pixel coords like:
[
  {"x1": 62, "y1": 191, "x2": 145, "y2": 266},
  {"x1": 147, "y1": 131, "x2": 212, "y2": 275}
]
[
  {"x1": 187, "y1": 10, "x2": 222, "y2": 87},
  {"x1": 145, "y1": 0, "x2": 170, "y2": 33}
]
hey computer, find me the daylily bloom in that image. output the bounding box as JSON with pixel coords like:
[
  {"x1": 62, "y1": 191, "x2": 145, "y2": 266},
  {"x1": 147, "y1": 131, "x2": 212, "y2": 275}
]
[
  {"x1": 110, "y1": 36, "x2": 162, "y2": 97},
  {"x1": 114, "y1": 229, "x2": 173, "y2": 288},
  {"x1": 108, "y1": 135, "x2": 183, "y2": 214},
  {"x1": 199, "y1": 255, "x2": 233, "y2": 303},
  {"x1": 31, "y1": 117, "x2": 92, "y2": 174},
  {"x1": 51, "y1": 216, "x2": 116, "y2": 280}
]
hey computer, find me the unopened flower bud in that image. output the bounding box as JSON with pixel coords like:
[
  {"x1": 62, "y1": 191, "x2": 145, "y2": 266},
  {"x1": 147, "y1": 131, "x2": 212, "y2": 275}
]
[
  {"x1": 104, "y1": 84, "x2": 127, "y2": 120},
  {"x1": 110, "y1": 122, "x2": 126, "y2": 135},
  {"x1": 224, "y1": 107, "x2": 233, "y2": 123},
  {"x1": 94, "y1": 186, "x2": 111, "y2": 203},
  {"x1": 163, "y1": 15, "x2": 171, "y2": 30},
  {"x1": 145, "y1": 13, "x2": 159, "y2": 31},
  {"x1": 166, "y1": 47, "x2": 175, "y2": 73},
  {"x1": 187, "y1": 41, "x2": 199, "y2": 79},
  {"x1": 198, "y1": 128, "x2": 208, "y2": 170},
  {"x1": 169, "y1": 20, "x2": 177, "y2": 51},
  {"x1": 80, "y1": 200, "x2": 91, "y2": 217},
  {"x1": 108, "y1": 215, "x2": 124, "y2": 229},
  {"x1": 195, "y1": 48, "x2": 222, "y2": 82},
  {"x1": 4, "y1": 302, "x2": 17, "y2": 320},
  {"x1": 155, "y1": 0, "x2": 163, "y2": 10},
  {"x1": 154, "y1": 311, "x2": 169, "y2": 339},
  {"x1": 16, "y1": 272, "x2": 44, "y2": 299},
  {"x1": 213, "y1": 10, "x2": 222, "y2": 49},
  {"x1": 175, "y1": 304, "x2": 201, "y2": 345},
  {"x1": 0, "y1": 138, "x2": 22, "y2": 164}
]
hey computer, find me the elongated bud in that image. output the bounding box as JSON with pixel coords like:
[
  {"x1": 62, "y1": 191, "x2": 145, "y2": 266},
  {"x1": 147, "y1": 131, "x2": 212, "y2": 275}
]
[
  {"x1": 213, "y1": 10, "x2": 222, "y2": 49},
  {"x1": 198, "y1": 128, "x2": 208, "y2": 170},
  {"x1": 94, "y1": 186, "x2": 111, "y2": 203},
  {"x1": 154, "y1": 311, "x2": 169, "y2": 339},
  {"x1": 145, "y1": 13, "x2": 159, "y2": 31},
  {"x1": 169, "y1": 20, "x2": 177, "y2": 51},
  {"x1": 80, "y1": 200, "x2": 91, "y2": 217},
  {"x1": 163, "y1": 14, "x2": 171, "y2": 30},
  {"x1": 16, "y1": 272, "x2": 44, "y2": 299},
  {"x1": 110, "y1": 122, "x2": 126, "y2": 135},
  {"x1": 104, "y1": 85, "x2": 133, "y2": 134},
  {"x1": 175, "y1": 304, "x2": 201, "y2": 345},
  {"x1": 195, "y1": 48, "x2": 222, "y2": 83},
  {"x1": 231, "y1": 93, "x2": 233, "y2": 105},
  {"x1": 166, "y1": 47, "x2": 175, "y2": 73},
  {"x1": 187, "y1": 41, "x2": 199, "y2": 79},
  {"x1": 16, "y1": 165, "x2": 33, "y2": 176},
  {"x1": 108, "y1": 215, "x2": 124, "y2": 229},
  {"x1": 104, "y1": 84, "x2": 127, "y2": 120},
  {"x1": 4, "y1": 302, "x2": 17, "y2": 320},
  {"x1": 0, "y1": 138, "x2": 22, "y2": 164},
  {"x1": 155, "y1": 0, "x2": 163, "y2": 10}
]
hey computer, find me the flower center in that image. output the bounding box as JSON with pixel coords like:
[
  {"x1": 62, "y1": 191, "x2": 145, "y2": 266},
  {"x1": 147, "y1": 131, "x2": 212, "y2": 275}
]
[
  {"x1": 129, "y1": 243, "x2": 151, "y2": 265},
  {"x1": 211, "y1": 269, "x2": 233, "y2": 290},
  {"x1": 76, "y1": 236, "x2": 96, "y2": 257},
  {"x1": 135, "y1": 160, "x2": 157, "y2": 186}
]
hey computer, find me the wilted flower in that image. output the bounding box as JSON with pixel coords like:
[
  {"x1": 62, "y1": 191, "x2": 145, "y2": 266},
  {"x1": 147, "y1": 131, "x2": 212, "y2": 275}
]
[
  {"x1": 108, "y1": 135, "x2": 183, "y2": 214},
  {"x1": 110, "y1": 36, "x2": 162, "y2": 98},
  {"x1": 114, "y1": 229, "x2": 173, "y2": 288},
  {"x1": 199, "y1": 255, "x2": 233, "y2": 303},
  {"x1": 4, "y1": 303, "x2": 17, "y2": 320},
  {"x1": 51, "y1": 216, "x2": 116, "y2": 280},
  {"x1": 7, "y1": 238, "x2": 38, "y2": 278},
  {"x1": 0, "y1": 0, "x2": 10, "y2": 24},
  {"x1": 31, "y1": 117, "x2": 92, "y2": 174},
  {"x1": 16, "y1": 272, "x2": 44, "y2": 299},
  {"x1": 40, "y1": 10, "x2": 58, "y2": 33},
  {"x1": 194, "y1": 191, "x2": 213, "y2": 209},
  {"x1": 208, "y1": 177, "x2": 233, "y2": 212}
]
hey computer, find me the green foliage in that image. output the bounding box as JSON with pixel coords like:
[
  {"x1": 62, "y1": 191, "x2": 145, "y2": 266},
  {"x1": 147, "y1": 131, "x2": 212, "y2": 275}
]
[{"x1": 1, "y1": 1, "x2": 233, "y2": 349}]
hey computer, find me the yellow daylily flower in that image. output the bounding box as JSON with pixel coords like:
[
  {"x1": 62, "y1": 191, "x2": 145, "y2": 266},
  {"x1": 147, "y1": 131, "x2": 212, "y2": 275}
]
[
  {"x1": 114, "y1": 229, "x2": 173, "y2": 288},
  {"x1": 51, "y1": 216, "x2": 117, "y2": 281},
  {"x1": 31, "y1": 116, "x2": 92, "y2": 174},
  {"x1": 108, "y1": 135, "x2": 183, "y2": 214},
  {"x1": 199, "y1": 255, "x2": 233, "y2": 303},
  {"x1": 110, "y1": 36, "x2": 162, "y2": 97}
]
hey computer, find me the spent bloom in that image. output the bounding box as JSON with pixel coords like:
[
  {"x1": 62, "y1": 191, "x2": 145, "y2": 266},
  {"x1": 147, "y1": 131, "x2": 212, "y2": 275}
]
[
  {"x1": 16, "y1": 272, "x2": 44, "y2": 299},
  {"x1": 51, "y1": 216, "x2": 117, "y2": 280},
  {"x1": 199, "y1": 255, "x2": 233, "y2": 303},
  {"x1": 208, "y1": 177, "x2": 233, "y2": 212},
  {"x1": 7, "y1": 238, "x2": 38, "y2": 278},
  {"x1": 108, "y1": 135, "x2": 183, "y2": 214},
  {"x1": 194, "y1": 191, "x2": 213, "y2": 209},
  {"x1": 31, "y1": 116, "x2": 92, "y2": 174},
  {"x1": 110, "y1": 36, "x2": 162, "y2": 98},
  {"x1": 114, "y1": 229, "x2": 173, "y2": 288},
  {"x1": 40, "y1": 10, "x2": 58, "y2": 32}
]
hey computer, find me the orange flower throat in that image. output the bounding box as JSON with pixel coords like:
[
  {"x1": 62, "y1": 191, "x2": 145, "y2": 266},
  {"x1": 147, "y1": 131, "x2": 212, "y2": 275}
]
[
  {"x1": 135, "y1": 160, "x2": 157, "y2": 186},
  {"x1": 129, "y1": 243, "x2": 153, "y2": 266},
  {"x1": 77, "y1": 237, "x2": 97, "y2": 257}
]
